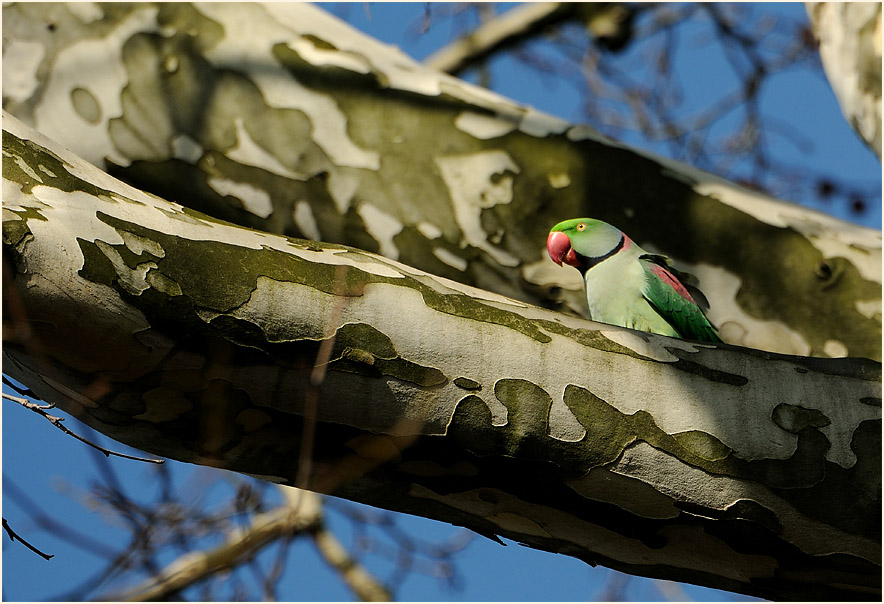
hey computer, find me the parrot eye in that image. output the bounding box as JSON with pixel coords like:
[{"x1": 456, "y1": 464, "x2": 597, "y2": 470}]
[{"x1": 576, "y1": 223, "x2": 586, "y2": 231}]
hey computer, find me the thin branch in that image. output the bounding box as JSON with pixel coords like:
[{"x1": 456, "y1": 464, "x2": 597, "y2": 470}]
[
  {"x1": 298, "y1": 263, "x2": 350, "y2": 490},
  {"x1": 2, "y1": 392, "x2": 165, "y2": 464},
  {"x1": 597, "y1": 570, "x2": 631, "y2": 601},
  {"x1": 2, "y1": 517, "x2": 54, "y2": 560},
  {"x1": 324, "y1": 498, "x2": 474, "y2": 592},
  {"x1": 3, "y1": 479, "x2": 119, "y2": 560},
  {"x1": 261, "y1": 531, "x2": 295, "y2": 601},
  {"x1": 98, "y1": 487, "x2": 325, "y2": 601},
  {"x1": 2, "y1": 391, "x2": 54, "y2": 409},
  {"x1": 310, "y1": 522, "x2": 392, "y2": 602},
  {"x1": 424, "y1": 3, "x2": 579, "y2": 74}
]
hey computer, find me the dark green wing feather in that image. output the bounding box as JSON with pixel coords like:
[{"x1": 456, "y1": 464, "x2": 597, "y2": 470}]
[{"x1": 640, "y1": 255, "x2": 722, "y2": 343}]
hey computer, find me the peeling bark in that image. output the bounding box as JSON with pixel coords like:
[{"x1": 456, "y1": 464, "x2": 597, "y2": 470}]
[
  {"x1": 3, "y1": 114, "x2": 881, "y2": 601},
  {"x1": 2, "y1": 2, "x2": 881, "y2": 360}
]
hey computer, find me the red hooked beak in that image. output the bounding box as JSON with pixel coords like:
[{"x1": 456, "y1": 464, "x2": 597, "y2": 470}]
[{"x1": 547, "y1": 231, "x2": 581, "y2": 267}]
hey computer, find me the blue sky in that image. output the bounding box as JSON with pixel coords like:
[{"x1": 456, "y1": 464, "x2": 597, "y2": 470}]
[{"x1": 3, "y1": 3, "x2": 879, "y2": 602}]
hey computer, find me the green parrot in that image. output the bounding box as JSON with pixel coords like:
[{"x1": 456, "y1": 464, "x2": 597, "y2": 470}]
[{"x1": 547, "y1": 218, "x2": 722, "y2": 342}]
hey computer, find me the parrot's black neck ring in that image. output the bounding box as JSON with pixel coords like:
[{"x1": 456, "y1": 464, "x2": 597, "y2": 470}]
[{"x1": 580, "y1": 234, "x2": 625, "y2": 271}]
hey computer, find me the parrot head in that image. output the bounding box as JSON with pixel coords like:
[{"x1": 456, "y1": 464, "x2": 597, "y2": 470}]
[{"x1": 547, "y1": 218, "x2": 625, "y2": 271}]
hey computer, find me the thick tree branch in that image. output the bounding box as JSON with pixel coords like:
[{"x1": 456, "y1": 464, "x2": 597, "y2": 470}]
[
  {"x1": 806, "y1": 2, "x2": 882, "y2": 157},
  {"x1": 3, "y1": 2, "x2": 880, "y2": 360},
  {"x1": 3, "y1": 113, "x2": 880, "y2": 601}
]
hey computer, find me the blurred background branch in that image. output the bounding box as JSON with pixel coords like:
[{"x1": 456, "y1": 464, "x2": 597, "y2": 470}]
[{"x1": 416, "y1": 2, "x2": 879, "y2": 216}]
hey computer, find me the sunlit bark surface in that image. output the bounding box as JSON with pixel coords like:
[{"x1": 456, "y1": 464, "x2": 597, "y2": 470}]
[{"x1": 3, "y1": 2, "x2": 881, "y2": 361}]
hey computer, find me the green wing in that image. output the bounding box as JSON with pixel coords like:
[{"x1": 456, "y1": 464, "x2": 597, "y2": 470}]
[{"x1": 640, "y1": 255, "x2": 722, "y2": 343}]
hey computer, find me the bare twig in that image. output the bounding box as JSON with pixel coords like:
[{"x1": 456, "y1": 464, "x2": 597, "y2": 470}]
[
  {"x1": 597, "y1": 569, "x2": 631, "y2": 600},
  {"x1": 260, "y1": 530, "x2": 295, "y2": 601},
  {"x1": 98, "y1": 487, "x2": 324, "y2": 601},
  {"x1": 4, "y1": 479, "x2": 118, "y2": 560},
  {"x1": 424, "y1": 3, "x2": 578, "y2": 74},
  {"x1": 2, "y1": 517, "x2": 54, "y2": 560},
  {"x1": 298, "y1": 264, "x2": 350, "y2": 490},
  {"x1": 324, "y1": 498, "x2": 474, "y2": 593},
  {"x1": 2, "y1": 392, "x2": 165, "y2": 464},
  {"x1": 311, "y1": 522, "x2": 392, "y2": 602}
]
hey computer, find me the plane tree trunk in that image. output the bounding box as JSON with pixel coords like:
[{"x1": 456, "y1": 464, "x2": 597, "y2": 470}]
[{"x1": 3, "y1": 113, "x2": 881, "y2": 601}]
